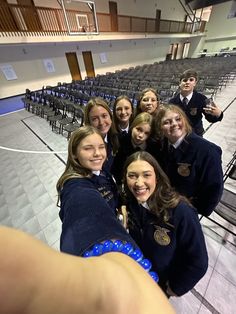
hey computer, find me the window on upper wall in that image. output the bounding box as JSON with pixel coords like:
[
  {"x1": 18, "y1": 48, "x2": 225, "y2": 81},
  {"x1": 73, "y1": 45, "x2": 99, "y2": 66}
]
[
  {"x1": 199, "y1": 6, "x2": 212, "y2": 21},
  {"x1": 186, "y1": 6, "x2": 212, "y2": 23}
]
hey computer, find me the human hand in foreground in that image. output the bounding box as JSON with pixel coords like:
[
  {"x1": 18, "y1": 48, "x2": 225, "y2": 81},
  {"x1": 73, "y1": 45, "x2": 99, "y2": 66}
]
[{"x1": 0, "y1": 227, "x2": 175, "y2": 314}]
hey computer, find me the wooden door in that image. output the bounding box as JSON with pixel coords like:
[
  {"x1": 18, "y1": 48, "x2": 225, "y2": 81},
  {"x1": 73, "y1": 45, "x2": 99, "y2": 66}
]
[
  {"x1": 17, "y1": 0, "x2": 42, "y2": 31},
  {"x1": 155, "y1": 9, "x2": 161, "y2": 32},
  {"x1": 65, "y1": 52, "x2": 82, "y2": 81},
  {"x1": 182, "y1": 42, "x2": 190, "y2": 59},
  {"x1": 109, "y1": 1, "x2": 118, "y2": 32},
  {"x1": 172, "y1": 43, "x2": 178, "y2": 60},
  {"x1": 82, "y1": 51, "x2": 95, "y2": 78}
]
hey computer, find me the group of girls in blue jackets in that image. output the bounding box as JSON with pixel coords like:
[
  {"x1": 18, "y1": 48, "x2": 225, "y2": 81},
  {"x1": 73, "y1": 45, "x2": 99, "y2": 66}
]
[{"x1": 57, "y1": 75, "x2": 224, "y2": 298}]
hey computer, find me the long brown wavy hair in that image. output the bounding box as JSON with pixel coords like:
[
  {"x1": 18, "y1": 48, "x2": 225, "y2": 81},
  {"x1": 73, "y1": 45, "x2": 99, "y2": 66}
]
[{"x1": 122, "y1": 151, "x2": 191, "y2": 223}]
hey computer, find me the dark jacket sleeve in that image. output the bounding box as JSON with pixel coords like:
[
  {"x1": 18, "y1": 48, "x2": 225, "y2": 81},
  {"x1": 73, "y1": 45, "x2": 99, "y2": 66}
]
[
  {"x1": 193, "y1": 143, "x2": 223, "y2": 216},
  {"x1": 111, "y1": 132, "x2": 132, "y2": 185},
  {"x1": 168, "y1": 203, "x2": 208, "y2": 296},
  {"x1": 204, "y1": 110, "x2": 224, "y2": 123},
  {"x1": 60, "y1": 186, "x2": 137, "y2": 256},
  {"x1": 162, "y1": 133, "x2": 224, "y2": 217},
  {"x1": 170, "y1": 92, "x2": 223, "y2": 136}
]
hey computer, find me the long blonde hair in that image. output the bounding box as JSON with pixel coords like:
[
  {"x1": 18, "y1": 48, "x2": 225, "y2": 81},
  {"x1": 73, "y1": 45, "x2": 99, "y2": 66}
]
[
  {"x1": 56, "y1": 126, "x2": 104, "y2": 193},
  {"x1": 130, "y1": 112, "x2": 153, "y2": 131},
  {"x1": 153, "y1": 104, "x2": 192, "y2": 140}
]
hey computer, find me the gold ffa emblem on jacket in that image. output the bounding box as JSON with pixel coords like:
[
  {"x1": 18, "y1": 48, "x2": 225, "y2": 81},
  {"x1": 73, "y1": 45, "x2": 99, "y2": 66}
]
[
  {"x1": 154, "y1": 226, "x2": 171, "y2": 246},
  {"x1": 190, "y1": 107, "x2": 197, "y2": 116},
  {"x1": 177, "y1": 163, "x2": 191, "y2": 177}
]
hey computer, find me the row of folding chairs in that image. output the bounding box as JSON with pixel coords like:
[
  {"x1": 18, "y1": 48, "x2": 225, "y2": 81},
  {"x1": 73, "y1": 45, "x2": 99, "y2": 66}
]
[{"x1": 23, "y1": 90, "x2": 84, "y2": 140}]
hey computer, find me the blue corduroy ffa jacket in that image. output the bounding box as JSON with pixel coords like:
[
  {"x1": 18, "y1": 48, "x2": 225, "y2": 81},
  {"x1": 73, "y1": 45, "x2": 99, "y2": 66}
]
[{"x1": 127, "y1": 200, "x2": 208, "y2": 296}]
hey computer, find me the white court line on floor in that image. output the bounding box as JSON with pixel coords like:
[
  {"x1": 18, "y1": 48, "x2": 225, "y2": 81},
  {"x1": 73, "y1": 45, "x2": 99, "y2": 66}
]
[
  {"x1": 0, "y1": 145, "x2": 67, "y2": 154},
  {"x1": 0, "y1": 108, "x2": 24, "y2": 117}
]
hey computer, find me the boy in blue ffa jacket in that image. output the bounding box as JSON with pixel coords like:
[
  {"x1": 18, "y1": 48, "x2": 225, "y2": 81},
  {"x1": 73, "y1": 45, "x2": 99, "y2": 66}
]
[{"x1": 169, "y1": 69, "x2": 223, "y2": 136}]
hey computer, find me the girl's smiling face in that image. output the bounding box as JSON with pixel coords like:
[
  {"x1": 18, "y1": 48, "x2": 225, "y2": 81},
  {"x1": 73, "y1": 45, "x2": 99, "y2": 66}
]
[
  {"x1": 89, "y1": 105, "x2": 112, "y2": 137},
  {"x1": 75, "y1": 133, "x2": 107, "y2": 171},
  {"x1": 161, "y1": 111, "x2": 187, "y2": 143},
  {"x1": 126, "y1": 160, "x2": 156, "y2": 203},
  {"x1": 115, "y1": 99, "x2": 133, "y2": 126}
]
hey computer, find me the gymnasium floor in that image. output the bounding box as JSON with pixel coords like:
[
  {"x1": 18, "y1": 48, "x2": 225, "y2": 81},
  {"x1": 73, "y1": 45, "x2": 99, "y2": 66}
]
[{"x1": 0, "y1": 80, "x2": 235, "y2": 314}]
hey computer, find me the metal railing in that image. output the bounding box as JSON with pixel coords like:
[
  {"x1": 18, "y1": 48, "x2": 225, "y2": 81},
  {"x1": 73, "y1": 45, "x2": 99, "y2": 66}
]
[{"x1": 0, "y1": 3, "x2": 205, "y2": 38}]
